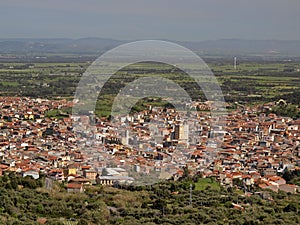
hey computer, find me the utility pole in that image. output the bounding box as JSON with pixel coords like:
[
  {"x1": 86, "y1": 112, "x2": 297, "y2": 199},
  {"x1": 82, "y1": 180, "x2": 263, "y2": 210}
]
[{"x1": 189, "y1": 184, "x2": 193, "y2": 206}]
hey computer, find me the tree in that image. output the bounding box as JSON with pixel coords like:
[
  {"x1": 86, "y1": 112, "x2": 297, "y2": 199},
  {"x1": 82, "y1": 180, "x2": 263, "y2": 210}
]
[
  {"x1": 77, "y1": 219, "x2": 89, "y2": 225},
  {"x1": 283, "y1": 203, "x2": 298, "y2": 213},
  {"x1": 152, "y1": 199, "x2": 167, "y2": 211},
  {"x1": 282, "y1": 168, "x2": 293, "y2": 183}
]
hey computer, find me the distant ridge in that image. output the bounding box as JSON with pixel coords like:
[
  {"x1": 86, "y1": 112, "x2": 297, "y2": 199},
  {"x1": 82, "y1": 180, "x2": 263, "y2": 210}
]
[
  {"x1": 179, "y1": 39, "x2": 300, "y2": 56},
  {"x1": 1, "y1": 37, "x2": 300, "y2": 56},
  {"x1": 0, "y1": 37, "x2": 123, "y2": 55}
]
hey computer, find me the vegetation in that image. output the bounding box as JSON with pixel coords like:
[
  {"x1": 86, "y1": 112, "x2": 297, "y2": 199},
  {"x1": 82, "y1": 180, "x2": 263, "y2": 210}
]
[
  {"x1": 45, "y1": 107, "x2": 72, "y2": 119},
  {"x1": 268, "y1": 104, "x2": 300, "y2": 119},
  {"x1": 0, "y1": 174, "x2": 299, "y2": 224},
  {"x1": 194, "y1": 178, "x2": 220, "y2": 191},
  {"x1": 0, "y1": 60, "x2": 299, "y2": 117}
]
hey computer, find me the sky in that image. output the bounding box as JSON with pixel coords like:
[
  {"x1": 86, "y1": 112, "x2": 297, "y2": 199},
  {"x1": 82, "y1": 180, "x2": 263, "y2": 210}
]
[{"x1": 0, "y1": 0, "x2": 300, "y2": 41}]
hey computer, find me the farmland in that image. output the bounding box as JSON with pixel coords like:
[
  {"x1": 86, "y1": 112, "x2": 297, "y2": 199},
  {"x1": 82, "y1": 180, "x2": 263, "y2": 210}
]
[{"x1": 0, "y1": 59, "x2": 299, "y2": 116}]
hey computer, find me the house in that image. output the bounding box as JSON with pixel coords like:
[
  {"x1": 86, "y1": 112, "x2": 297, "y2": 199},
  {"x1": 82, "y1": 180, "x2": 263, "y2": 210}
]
[
  {"x1": 69, "y1": 176, "x2": 92, "y2": 186},
  {"x1": 258, "y1": 177, "x2": 281, "y2": 192},
  {"x1": 22, "y1": 170, "x2": 40, "y2": 179},
  {"x1": 232, "y1": 203, "x2": 244, "y2": 211},
  {"x1": 65, "y1": 174, "x2": 77, "y2": 182},
  {"x1": 173, "y1": 169, "x2": 184, "y2": 181},
  {"x1": 48, "y1": 169, "x2": 64, "y2": 181},
  {"x1": 242, "y1": 175, "x2": 254, "y2": 186},
  {"x1": 83, "y1": 170, "x2": 97, "y2": 184},
  {"x1": 67, "y1": 183, "x2": 84, "y2": 193},
  {"x1": 264, "y1": 168, "x2": 277, "y2": 177},
  {"x1": 288, "y1": 120, "x2": 300, "y2": 131},
  {"x1": 279, "y1": 184, "x2": 298, "y2": 194},
  {"x1": 219, "y1": 173, "x2": 232, "y2": 186},
  {"x1": 268, "y1": 176, "x2": 286, "y2": 185},
  {"x1": 0, "y1": 164, "x2": 9, "y2": 173},
  {"x1": 64, "y1": 166, "x2": 77, "y2": 177},
  {"x1": 249, "y1": 171, "x2": 261, "y2": 182},
  {"x1": 258, "y1": 182, "x2": 278, "y2": 192}
]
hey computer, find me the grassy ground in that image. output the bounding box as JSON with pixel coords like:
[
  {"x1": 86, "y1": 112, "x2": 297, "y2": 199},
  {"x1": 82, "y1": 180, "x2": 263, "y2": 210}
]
[{"x1": 194, "y1": 178, "x2": 220, "y2": 191}]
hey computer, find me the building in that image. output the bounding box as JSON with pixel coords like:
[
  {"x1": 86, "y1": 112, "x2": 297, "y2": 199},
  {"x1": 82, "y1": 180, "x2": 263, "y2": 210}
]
[{"x1": 67, "y1": 183, "x2": 84, "y2": 193}]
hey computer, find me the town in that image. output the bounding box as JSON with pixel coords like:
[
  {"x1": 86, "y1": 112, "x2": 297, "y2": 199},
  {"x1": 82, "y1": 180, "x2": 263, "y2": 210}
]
[{"x1": 0, "y1": 96, "x2": 299, "y2": 195}]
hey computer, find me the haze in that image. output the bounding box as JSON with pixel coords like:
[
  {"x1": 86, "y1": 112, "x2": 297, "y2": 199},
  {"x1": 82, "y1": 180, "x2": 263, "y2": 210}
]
[{"x1": 0, "y1": 0, "x2": 299, "y2": 41}]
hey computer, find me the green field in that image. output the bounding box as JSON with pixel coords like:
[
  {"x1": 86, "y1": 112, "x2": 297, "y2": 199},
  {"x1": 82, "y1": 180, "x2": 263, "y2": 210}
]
[
  {"x1": 194, "y1": 178, "x2": 220, "y2": 191},
  {"x1": 0, "y1": 60, "x2": 299, "y2": 116}
]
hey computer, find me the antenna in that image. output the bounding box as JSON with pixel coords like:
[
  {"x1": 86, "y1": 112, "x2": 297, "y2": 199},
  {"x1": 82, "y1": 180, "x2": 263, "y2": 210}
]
[{"x1": 234, "y1": 57, "x2": 237, "y2": 70}]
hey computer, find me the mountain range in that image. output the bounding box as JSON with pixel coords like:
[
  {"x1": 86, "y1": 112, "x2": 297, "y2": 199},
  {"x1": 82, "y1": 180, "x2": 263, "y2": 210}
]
[{"x1": 1, "y1": 37, "x2": 300, "y2": 57}]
